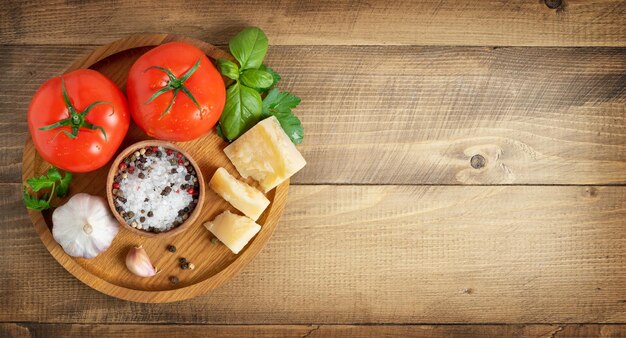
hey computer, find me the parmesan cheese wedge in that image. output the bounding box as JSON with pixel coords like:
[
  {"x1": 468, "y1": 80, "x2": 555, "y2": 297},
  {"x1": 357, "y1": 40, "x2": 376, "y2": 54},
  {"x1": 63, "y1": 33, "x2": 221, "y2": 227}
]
[
  {"x1": 204, "y1": 211, "x2": 261, "y2": 254},
  {"x1": 209, "y1": 167, "x2": 270, "y2": 221},
  {"x1": 224, "y1": 116, "x2": 306, "y2": 192}
]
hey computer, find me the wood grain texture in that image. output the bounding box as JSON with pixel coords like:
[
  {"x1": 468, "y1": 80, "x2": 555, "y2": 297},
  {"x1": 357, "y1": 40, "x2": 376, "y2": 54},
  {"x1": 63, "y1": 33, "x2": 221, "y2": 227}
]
[
  {"x1": 2, "y1": 45, "x2": 625, "y2": 185},
  {"x1": 2, "y1": 323, "x2": 626, "y2": 338},
  {"x1": 1, "y1": 0, "x2": 626, "y2": 46},
  {"x1": 2, "y1": 183, "x2": 624, "y2": 323}
]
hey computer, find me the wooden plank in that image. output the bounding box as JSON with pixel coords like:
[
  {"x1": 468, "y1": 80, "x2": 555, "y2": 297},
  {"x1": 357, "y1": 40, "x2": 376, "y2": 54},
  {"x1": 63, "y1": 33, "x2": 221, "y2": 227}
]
[
  {"x1": 1, "y1": 183, "x2": 624, "y2": 323},
  {"x1": 2, "y1": 323, "x2": 626, "y2": 338},
  {"x1": 1, "y1": 0, "x2": 625, "y2": 46},
  {"x1": 3, "y1": 45, "x2": 626, "y2": 185}
]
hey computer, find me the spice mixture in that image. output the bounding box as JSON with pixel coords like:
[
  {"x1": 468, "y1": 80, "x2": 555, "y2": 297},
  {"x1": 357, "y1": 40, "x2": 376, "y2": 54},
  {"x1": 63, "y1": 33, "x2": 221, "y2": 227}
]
[{"x1": 112, "y1": 146, "x2": 199, "y2": 232}]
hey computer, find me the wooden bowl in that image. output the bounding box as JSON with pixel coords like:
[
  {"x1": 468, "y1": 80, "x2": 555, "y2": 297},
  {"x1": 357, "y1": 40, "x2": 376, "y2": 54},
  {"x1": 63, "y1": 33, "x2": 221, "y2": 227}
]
[{"x1": 106, "y1": 140, "x2": 206, "y2": 238}]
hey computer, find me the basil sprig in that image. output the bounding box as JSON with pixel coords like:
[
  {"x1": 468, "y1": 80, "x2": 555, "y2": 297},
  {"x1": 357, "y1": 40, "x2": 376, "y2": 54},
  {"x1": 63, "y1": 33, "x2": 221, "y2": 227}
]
[{"x1": 217, "y1": 27, "x2": 303, "y2": 144}]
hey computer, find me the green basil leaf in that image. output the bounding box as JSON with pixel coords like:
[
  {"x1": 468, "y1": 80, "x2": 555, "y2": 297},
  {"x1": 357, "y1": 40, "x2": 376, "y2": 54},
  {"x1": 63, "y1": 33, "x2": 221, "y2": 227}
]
[
  {"x1": 23, "y1": 187, "x2": 50, "y2": 211},
  {"x1": 215, "y1": 123, "x2": 228, "y2": 142},
  {"x1": 219, "y1": 82, "x2": 263, "y2": 141},
  {"x1": 229, "y1": 27, "x2": 268, "y2": 70},
  {"x1": 56, "y1": 171, "x2": 73, "y2": 197},
  {"x1": 217, "y1": 59, "x2": 240, "y2": 80},
  {"x1": 26, "y1": 175, "x2": 54, "y2": 192},
  {"x1": 240, "y1": 69, "x2": 274, "y2": 90},
  {"x1": 272, "y1": 112, "x2": 304, "y2": 144},
  {"x1": 259, "y1": 64, "x2": 281, "y2": 88}
]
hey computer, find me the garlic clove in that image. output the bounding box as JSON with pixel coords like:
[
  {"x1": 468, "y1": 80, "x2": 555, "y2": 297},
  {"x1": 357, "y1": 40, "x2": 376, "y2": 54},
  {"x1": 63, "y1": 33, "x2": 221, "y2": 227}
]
[{"x1": 125, "y1": 246, "x2": 157, "y2": 277}]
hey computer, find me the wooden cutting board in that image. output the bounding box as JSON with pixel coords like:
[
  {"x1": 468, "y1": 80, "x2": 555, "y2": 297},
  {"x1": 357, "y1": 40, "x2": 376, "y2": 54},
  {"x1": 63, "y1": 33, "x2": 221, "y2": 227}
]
[{"x1": 21, "y1": 34, "x2": 289, "y2": 303}]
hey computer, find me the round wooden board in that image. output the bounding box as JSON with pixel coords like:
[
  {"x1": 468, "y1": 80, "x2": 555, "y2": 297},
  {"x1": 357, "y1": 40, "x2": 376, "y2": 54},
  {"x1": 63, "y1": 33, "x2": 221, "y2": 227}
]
[{"x1": 21, "y1": 34, "x2": 289, "y2": 303}]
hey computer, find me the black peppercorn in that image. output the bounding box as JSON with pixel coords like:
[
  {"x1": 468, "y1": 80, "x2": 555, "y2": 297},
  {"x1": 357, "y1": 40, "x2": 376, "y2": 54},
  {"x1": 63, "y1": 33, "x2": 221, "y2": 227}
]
[
  {"x1": 179, "y1": 257, "x2": 187, "y2": 264},
  {"x1": 138, "y1": 172, "x2": 145, "y2": 179},
  {"x1": 147, "y1": 211, "x2": 154, "y2": 217},
  {"x1": 180, "y1": 262, "x2": 189, "y2": 270},
  {"x1": 140, "y1": 216, "x2": 146, "y2": 222},
  {"x1": 167, "y1": 245, "x2": 176, "y2": 253}
]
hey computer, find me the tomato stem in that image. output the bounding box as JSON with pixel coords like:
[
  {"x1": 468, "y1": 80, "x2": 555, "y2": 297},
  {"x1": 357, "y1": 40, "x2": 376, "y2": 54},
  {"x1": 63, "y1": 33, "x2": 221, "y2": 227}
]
[
  {"x1": 38, "y1": 78, "x2": 111, "y2": 141},
  {"x1": 144, "y1": 58, "x2": 202, "y2": 119}
]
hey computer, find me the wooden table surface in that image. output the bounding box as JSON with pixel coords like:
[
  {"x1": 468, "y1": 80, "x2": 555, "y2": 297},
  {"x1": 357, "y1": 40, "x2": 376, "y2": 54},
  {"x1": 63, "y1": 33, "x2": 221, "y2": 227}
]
[{"x1": 1, "y1": 1, "x2": 625, "y2": 337}]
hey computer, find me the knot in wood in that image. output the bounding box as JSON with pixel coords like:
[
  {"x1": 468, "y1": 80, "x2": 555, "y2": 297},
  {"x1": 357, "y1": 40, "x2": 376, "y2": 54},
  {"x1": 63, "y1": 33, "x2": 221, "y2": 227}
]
[
  {"x1": 470, "y1": 154, "x2": 486, "y2": 169},
  {"x1": 544, "y1": 0, "x2": 562, "y2": 9}
]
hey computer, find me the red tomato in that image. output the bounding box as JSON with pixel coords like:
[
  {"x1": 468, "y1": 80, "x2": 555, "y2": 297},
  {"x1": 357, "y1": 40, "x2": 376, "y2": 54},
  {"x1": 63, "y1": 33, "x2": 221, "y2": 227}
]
[
  {"x1": 126, "y1": 42, "x2": 226, "y2": 141},
  {"x1": 27, "y1": 69, "x2": 130, "y2": 173}
]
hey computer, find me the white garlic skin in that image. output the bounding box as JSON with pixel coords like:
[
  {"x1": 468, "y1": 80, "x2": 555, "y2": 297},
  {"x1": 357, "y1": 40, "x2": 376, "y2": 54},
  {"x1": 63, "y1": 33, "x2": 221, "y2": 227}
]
[
  {"x1": 52, "y1": 193, "x2": 119, "y2": 259},
  {"x1": 125, "y1": 246, "x2": 157, "y2": 277}
]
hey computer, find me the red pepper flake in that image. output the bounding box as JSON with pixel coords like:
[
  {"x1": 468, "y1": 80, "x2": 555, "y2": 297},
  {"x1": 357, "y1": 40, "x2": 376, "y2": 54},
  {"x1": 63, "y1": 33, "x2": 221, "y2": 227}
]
[
  {"x1": 187, "y1": 188, "x2": 194, "y2": 195},
  {"x1": 113, "y1": 182, "x2": 120, "y2": 189},
  {"x1": 128, "y1": 166, "x2": 135, "y2": 172},
  {"x1": 178, "y1": 159, "x2": 184, "y2": 165},
  {"x1": 176, "y1": 189, "x2": 180, "y2": 193},
  {"x1": 176, "y1": 152, "x2": 183, "y2": 159},
  {"x1": 167, "y1": 149, "x2": 173, "y2": 156},
  {"x1": 119, "y1": 162, "x2": 127, "y2": 171},
  {"x1": 151, "y1": 146, "x2": 158, "y2": 152}
]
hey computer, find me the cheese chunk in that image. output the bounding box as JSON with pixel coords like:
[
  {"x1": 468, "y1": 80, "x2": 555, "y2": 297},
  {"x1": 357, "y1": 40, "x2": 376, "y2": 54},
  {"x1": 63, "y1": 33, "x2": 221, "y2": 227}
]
[
  {"x1": 224, "y1": 116, "x2": 306, "y2": 192},
  {"x1": 209, "y1": 167, "x2": 270, "y2": 221},
  {"x1": 204, "y1": 211, "x2": 261, "y2": 254}
]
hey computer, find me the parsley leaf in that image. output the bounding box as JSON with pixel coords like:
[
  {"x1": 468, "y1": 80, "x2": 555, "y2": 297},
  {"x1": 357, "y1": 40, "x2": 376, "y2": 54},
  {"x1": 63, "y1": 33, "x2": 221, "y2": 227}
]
[
  {"x1": 262, "y1": 88, "x2": 304, "y2": 144},
  {"x1": 23, "y1": 166, "x2": 73, "y2": 210},
  {"x1": 23, "y1": 187, "x2": 50, "y2": 211},
  {"x1": 56, "y1": 171, "x2": 73, "y2": 197},
  {"x1": 272, "y1": 111, "x2": 304, "y2": 144},
  {"x1": 262, "y1": 88, "x2": 301, "y2": 117},
  {"x1": 26, "y1": 174, "x2": 55, "y2": 192},
  {"x1": 47, "y1": 167, "x2": 62, "y2": 182}
]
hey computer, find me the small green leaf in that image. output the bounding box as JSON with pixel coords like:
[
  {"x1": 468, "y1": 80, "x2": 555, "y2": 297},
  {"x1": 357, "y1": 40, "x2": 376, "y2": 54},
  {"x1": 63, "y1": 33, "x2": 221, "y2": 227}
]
[
  {"x1": 219, "y1": 82, "x2": 262, "y2": 141},
  {"x1": 229, "y1": 27, "x2": 268, "y2": 70},
  {"x1": 26, "y1": 175, "x2": 54, "y2": 192},
  {"x1": 261, "y1": 88, "x2": 303, "y2": 144},
  {"x1": 23, "y1": 187, "x2": 50, "y2": 211},
  {"x1": 217, "y1": 59, "x2": 240, "y2": 80},
  {"x1": 262, "y1": 88, "x2": 301, "y2": 117},
  {"x1": 47, "y1": 167, "x2": 62, "y2": 182},
  {"x1": 259, "y1": 64, "x2": 281, "y2": 88},
  {"x1": 56, "y1": 171, "x2": 73, "y2": 197},
  {"x1": 240, "y1": 69, "x2": 274, "y2": 90},
  {"x1": 273, "y1": 112, "x2": 303, "y2": 144}
]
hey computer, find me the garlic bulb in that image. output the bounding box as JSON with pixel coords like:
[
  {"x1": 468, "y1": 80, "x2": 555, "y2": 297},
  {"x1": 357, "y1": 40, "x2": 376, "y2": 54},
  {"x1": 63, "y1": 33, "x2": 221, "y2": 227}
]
[
  {"x1": 126, "y1": 246, "x2": 157, "y2": 277},
  {"x1": 52, "y1": 193, "x2": 119, "y2": 259}
]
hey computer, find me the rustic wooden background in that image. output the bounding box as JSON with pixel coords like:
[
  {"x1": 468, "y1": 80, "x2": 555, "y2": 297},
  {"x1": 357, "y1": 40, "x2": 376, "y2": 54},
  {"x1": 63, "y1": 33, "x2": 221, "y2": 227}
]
[{"x1": 1, "y1": 0, "x2": 625, "y2": 337}]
